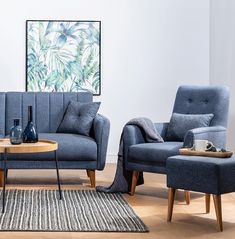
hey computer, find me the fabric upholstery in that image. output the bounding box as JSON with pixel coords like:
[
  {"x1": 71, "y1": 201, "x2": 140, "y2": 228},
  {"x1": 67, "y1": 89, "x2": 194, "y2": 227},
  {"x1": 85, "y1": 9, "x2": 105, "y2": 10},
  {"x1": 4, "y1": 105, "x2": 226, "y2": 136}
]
[
  {"x1": 125, "y1": 85, "x2": 230, "y2": 175},
  {"x1": 7, "y1": 133, "x2": 97, "y2": 161},
  {"x1": 3, "y1": 92, "x2": 92, "y2": 134},
  {"x1": 166, "y1": 113, "x2": 214, "y2": 141},
  {"x1": 123, "y1": 125, "x2": 169, "y2": 174},
  {"x1": 92, "y1": 114, "x2": 110, "y2": 170},
  {"x1": 96, "y1": 117, "x2": 163, "y2": 193},
  {"x1": 154, "y1": 122, "x2": 169, "y2": 140},
  {"x1": 123, "y1": 125, "x2": 146, "y2": 163},
  {"x1": 0, "y1": 92, "x2": 110, "y2": 171},
  {"x1": 0, "y1": 160, "x2": 97, "y2": 170},
  {"x1": 128, "y1": 142, "x2": 183, "y2": 165},
  {"x1": 167, "y1": 155, "x2": 235, "y2": 195},
  {"x1": 184, "y1": 126, "x2": 227, "y2": 148},
  {"x1": 172, "y1": 85, "x2": 229, "y2": 127},
  {"x1": 57, "y1": 101, "x2": 100, "y2": 136},
  {"x1": 126, "y1": 161, "x2": 167, "y2": 174}
]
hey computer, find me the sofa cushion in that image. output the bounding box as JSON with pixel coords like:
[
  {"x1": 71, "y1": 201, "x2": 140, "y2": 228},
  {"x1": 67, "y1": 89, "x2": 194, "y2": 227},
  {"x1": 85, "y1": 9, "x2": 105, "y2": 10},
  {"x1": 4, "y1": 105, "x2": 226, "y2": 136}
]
[
  {"x1": 128, "y1": 142, "x2": 183, "y2": 165},
  {"x1": 166, "y1": 113, "x2": 214, "y2": 141},
  {"x1": 7, "y1": 133, "x2": 97, "y2": 161},
  {"x1": 57, "y1": 101, "x2": 100, "y2": 136}
]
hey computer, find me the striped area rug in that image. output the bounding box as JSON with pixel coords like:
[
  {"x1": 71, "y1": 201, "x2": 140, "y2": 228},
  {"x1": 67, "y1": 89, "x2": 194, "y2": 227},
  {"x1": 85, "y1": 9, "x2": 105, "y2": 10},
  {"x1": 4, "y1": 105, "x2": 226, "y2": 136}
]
[{"x1": 0, "y1": 189, "x2": 148, "y2": 232}]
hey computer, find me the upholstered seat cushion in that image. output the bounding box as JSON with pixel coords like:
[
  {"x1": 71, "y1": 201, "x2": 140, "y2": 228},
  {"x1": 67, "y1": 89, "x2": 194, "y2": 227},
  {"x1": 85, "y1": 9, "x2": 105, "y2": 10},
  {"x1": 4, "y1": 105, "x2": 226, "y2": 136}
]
[
  {"x1": 7, "y1": 133, "x2": 97, "y2": 161},
  {"x1": 167, "y1": 155, "x2": 235, "y2": 195},
  {"x1": 128, "y1": 142, "x2": 183, "y2": 165}
]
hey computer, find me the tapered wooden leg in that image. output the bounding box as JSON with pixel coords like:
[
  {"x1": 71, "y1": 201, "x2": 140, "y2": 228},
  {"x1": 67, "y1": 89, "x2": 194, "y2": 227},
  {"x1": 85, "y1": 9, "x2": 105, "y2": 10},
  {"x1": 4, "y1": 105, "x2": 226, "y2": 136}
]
[
  {"x1": 0, "y1": 170, "x2": 3, "y2": 187},
  {"x1": 205, "y1": 194, "x2": 211, "y2": 213},
  {"x1": 130, "y1": 171, "x2": 140, "y2": 196},
  {"x1": 87, "y1": 170, "x2": 96, "y2": 188},
  {"x1": 185, "y1": 190, "x2": 190, "y2": 204},
  {"x1": 86, "y1": 169, "x2": 90, "y2": 178},
  {"x1": 167, "y1": 188, "x2": 176, "y2": 222},
  {"x1": 213, "y1": 195, "x2": 223, "y2": 232}
]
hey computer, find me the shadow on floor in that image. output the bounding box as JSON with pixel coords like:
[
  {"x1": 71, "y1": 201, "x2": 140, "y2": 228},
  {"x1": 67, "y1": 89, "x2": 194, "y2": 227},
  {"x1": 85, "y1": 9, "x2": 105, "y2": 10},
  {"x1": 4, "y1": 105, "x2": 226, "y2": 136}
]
[
  {"x1": 135, "y1": 185, "x2": 205, "y2": 202},
  {"x1": 141, "y1": 213, "x2": 235, "y2": 237}
]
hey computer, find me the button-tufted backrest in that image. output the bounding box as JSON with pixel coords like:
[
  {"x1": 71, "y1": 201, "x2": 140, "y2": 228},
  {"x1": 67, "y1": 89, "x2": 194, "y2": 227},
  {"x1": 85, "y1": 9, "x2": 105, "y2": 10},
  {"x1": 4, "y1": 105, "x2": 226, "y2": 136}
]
[
  {"x1": 172, "y1": 85, "x2": 230, "y2": 127},
  {"x1": 0, "y1": 92, "x2": 93, "y2": 136}
]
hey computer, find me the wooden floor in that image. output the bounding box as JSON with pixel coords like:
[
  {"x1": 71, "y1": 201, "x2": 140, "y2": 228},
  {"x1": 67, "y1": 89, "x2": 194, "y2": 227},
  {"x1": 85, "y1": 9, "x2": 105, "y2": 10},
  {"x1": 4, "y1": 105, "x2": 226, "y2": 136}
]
[{"x1": 1, "y1": 163, "x2": 235, "y2": 239}]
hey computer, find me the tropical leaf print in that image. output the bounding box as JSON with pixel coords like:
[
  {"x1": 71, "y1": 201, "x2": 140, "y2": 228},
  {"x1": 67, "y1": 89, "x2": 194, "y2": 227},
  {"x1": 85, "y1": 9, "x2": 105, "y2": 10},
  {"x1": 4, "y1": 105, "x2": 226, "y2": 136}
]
[{"x1": 26, "y1": 21, "x2": 100, "y2": 94}]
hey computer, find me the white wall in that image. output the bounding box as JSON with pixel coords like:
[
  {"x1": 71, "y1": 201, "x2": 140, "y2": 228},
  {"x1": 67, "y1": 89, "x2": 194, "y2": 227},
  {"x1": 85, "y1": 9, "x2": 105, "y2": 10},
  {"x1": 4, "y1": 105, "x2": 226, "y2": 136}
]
[
  {"x1": 0, "y1": 0, "x2": 209, "y2": 160},
  {"x1": 210, "y1": 0, "x2": 235, "y2": 150}
]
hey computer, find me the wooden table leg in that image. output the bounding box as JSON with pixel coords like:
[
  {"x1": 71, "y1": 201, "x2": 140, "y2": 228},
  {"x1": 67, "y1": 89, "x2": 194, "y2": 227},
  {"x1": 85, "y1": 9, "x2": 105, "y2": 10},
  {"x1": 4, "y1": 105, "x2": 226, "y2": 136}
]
[
  {"x1": 213, "y1": 195, "x2": 223, "y2": 232},
  {"x1": 167, "y1": 188, "x2": 176, "y2": 222},
  {"x1": 205, "y1": 194, "x2": 210, "y2": 213}
]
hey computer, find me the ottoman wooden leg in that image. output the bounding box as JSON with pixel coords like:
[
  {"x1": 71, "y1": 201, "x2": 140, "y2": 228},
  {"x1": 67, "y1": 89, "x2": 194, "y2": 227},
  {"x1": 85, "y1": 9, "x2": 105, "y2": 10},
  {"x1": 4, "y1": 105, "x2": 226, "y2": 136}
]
[
  {"x1": 213, "y1": 195, "x2": 223, "y2": 232},
  {"x1": 205, "y1": 194, "x2": 211, "y2": 213},
  {"x1": 167, "y1": 188, "x2": 176, "y2": 222},
  {"x1": 130, "y1": 171, "x2": 139, "y2": 196},
  {"x1": 0, "y1": 170, "x2": 3, "y2": 187},
  {"x1": 185, "y1": 190, "x2": 190, "y2": 204}
]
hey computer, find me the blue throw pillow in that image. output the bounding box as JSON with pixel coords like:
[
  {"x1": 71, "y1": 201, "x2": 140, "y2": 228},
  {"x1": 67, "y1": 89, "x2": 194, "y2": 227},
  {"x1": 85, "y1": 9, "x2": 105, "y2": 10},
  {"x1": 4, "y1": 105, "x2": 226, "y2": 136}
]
[
  {"x1": 57, "y1": 101, "x2": 101, "y2": 136},
  {"x1": 166, "y1": 113, "x2": 214, "y2": 141}
]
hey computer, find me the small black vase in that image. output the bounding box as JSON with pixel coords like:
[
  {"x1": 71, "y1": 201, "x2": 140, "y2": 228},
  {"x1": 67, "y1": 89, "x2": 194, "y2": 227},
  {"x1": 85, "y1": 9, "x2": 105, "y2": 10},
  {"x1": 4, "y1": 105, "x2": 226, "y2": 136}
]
[{"x1": 22, "y1": 106, "x2": 38, "y2": 143}]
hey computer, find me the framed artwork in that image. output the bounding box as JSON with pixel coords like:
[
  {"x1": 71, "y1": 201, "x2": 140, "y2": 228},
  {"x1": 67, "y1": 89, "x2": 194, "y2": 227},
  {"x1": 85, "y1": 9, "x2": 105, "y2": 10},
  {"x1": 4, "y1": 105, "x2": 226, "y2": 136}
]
[{"x1": 26, "y1": 20, "x2": 101, "y2": 95}]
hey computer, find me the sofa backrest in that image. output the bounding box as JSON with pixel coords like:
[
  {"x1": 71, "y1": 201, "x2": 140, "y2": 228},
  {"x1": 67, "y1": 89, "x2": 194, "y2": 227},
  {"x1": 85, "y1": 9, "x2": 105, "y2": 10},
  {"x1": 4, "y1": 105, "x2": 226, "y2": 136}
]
[
  {"x1": 0, "y1": 92, "x2": 93, "y2": 136},
  {"x1": 172, "y1": 85, "x2": 230, "y2": 127}
]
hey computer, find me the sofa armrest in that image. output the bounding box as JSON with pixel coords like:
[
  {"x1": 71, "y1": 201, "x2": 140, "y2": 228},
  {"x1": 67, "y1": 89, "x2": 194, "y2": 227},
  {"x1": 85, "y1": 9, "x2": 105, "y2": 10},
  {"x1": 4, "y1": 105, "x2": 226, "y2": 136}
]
[
  {"x1": 154, "y1": 122, "x2": 169, "y2": 140},
  {"x1": 184, "y1": 126, "x2": 227, "y2": 148},
  {"x1": 93, "y1": 114, "x2": 110, "y2": 170}
]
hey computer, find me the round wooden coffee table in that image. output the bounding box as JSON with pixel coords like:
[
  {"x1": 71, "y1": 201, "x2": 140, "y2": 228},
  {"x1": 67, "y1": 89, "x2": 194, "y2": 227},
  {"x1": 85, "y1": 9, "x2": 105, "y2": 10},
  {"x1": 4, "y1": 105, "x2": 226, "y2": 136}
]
[{"x1": 0, "y1": 139, "x2": 62, "y2": 213}]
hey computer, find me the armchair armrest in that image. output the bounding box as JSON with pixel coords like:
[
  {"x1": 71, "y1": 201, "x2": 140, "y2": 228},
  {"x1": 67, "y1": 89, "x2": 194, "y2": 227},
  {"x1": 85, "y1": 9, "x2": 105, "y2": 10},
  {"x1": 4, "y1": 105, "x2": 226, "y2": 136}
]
[
  {"x1": 93, "y1": 114, "x2": 110, "y2": 170},
  {"x1": 154, "y1": 122, "x2": 169, "y2": 140},
  {"x1": 123, "y1": 122, "x2": 169, "y2": 147},
  {"x1": 123, "y1": 125, "x2": 146, "y2": 161},
  {"x1": 184, "y1": 126, "x2": 227, "y2": 148},
  {"x1": 123, "y1": 125, "x2": 146, "y2": 146}
]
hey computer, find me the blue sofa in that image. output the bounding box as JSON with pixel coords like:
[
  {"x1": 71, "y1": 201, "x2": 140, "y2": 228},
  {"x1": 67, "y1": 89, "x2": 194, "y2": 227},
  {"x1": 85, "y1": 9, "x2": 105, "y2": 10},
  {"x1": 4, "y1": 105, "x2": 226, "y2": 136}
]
[
  {"x1": 0, "y1": 92, "x2": 110, "y2": 187},
  {"x1": 124, "y1": 85, "x2": 230, "y2": 196}
]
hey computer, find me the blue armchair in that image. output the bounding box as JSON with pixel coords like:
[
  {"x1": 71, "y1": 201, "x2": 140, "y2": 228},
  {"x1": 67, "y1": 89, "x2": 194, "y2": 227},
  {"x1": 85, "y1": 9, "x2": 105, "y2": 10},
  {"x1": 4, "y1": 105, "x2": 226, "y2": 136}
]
[{"x1": 125, "y1": 85, "x2": 230, "y2": 197}]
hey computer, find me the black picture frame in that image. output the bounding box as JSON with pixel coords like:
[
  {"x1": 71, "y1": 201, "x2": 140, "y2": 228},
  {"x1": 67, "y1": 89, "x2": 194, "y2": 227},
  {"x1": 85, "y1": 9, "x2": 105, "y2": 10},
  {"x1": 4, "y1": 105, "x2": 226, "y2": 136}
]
[{"x1": 26, "y1": 20, "x2": 101, "y2": 96}]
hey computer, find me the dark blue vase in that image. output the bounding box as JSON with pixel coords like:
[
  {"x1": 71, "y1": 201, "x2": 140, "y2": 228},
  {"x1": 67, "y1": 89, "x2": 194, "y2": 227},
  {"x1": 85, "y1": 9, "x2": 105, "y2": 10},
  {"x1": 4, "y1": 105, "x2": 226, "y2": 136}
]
[
  {"x1": 22, "y1": 106, "x2": 38, "y2": 143},
  {"x1": 10, "y1": 119, "x2": 22, "y2": 145}
]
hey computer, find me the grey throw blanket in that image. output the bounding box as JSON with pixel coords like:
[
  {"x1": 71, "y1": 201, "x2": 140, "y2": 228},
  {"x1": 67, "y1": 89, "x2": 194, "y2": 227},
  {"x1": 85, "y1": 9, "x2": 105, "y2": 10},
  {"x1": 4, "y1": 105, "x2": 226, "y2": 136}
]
[{"x1": 96, "y1": 117, "x2": 164, "y2": 193}]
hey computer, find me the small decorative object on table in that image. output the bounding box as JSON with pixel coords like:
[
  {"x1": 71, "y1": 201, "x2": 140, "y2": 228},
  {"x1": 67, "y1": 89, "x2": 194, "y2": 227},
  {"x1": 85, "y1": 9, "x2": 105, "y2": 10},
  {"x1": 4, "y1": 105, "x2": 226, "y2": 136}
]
[
  {"x1": 22, "y1": 106, "x2": 38, "y2": 143},
  {"x1": 9, "y1": 119, "x2": 22, "y2": 145}
]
